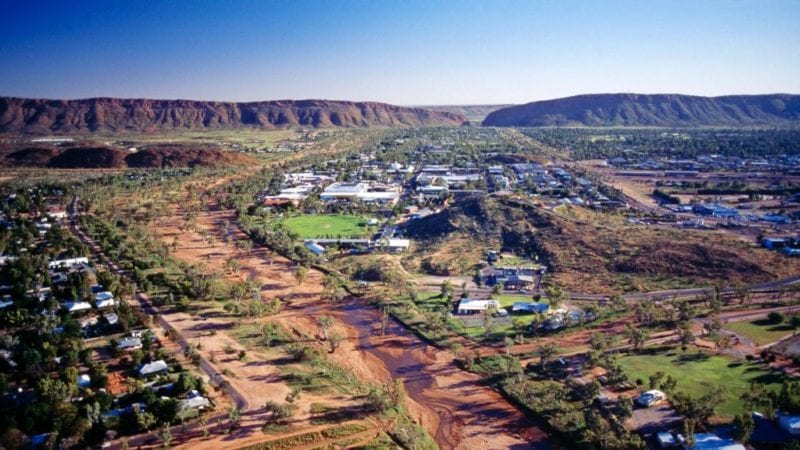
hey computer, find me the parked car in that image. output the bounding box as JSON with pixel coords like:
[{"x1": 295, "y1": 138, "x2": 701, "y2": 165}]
[{"x1": 637, "y1": 389, "x2": 666, "y2": 407}]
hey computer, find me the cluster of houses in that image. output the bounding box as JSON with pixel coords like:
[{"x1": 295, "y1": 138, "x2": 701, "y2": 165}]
[
  {"x1": 453, "y1": 296, "x2": 593, "y2": 332},
  {"x1": 1, "y1": 259, "x2": 212, "y2": 444},
  {"x1": 479, "y1": 265, "x2": 545, "y2": 291},
  {"x1": 608, "y1": 153, "x2": 800, "y2": 175},
  {"x1": 511, "y1": 163, "x2": 626, "y2": 209},
  {"x1": 659, "y1": 202, "x2": 795, "y2": 228},
  {"x1": 0, "y1": 254, "x2": 127, "y2": 334}
]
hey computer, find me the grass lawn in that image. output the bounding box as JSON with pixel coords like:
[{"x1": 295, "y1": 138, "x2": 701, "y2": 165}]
[
  {"x1": 618, "y1": 348, "x2": 785, "y2": 418},
  {"x1": 282, "y1": 214, "x2": 373, "y2": 239},
  {"x1": 413, "y1": 291, "x2": 448, "y2": 309},
  {"x1": 725, "y1": 319, "x2": 795, "y2": 346}
]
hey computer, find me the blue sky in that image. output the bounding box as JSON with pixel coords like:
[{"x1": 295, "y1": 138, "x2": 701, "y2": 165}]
[{"x1": 1, "y1": 0, "x2": 798, "y2": 104}]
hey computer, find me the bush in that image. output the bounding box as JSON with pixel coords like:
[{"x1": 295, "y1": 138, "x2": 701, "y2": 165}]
[{"x1": 768, "y1": 312, "x2": 786, "y2": 325}]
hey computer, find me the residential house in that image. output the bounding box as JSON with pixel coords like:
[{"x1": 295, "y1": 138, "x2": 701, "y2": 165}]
[
  {"x1": 48, "y1": 257, "x2": 89, "y2": 270},
  {"x1": 94, "y1": 291, "x2": 116, "y2": 309},
  {"x1": 138, "y1": 360, "x2": 169, "y2": 377},
  {"x1": 305, "y1": 241, "x2": 326, "y2": 256},
  {"x1": 63, "y1": 301, "x2": 92, "y2": 314},
  {"x1": 456, "y1": 298, "x2": 500, "y2": 315},
  {"x1": 379, "y1": 239, "x2": 410, "y2": 253},
  {"x1": 117, "y1": 337, "x2": 143, "y2": 352}
]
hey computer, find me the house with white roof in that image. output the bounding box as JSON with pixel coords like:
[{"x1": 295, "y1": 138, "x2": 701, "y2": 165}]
[
  {"x1": 94, "y1": 292, "x2": 117, "y2": 309},
  {"x1": 456, "y1": 298, "x2": 500, "y2": 315},
  {"x1": 104, "y1": 313, "x2": 119, "y2": 325},
  {"x1": 138, "y1": 360, "x2": 169, "y2": 377},
  {"x1": 117, "y1": 337, "x2": 143, "y2": 351},
  {"x1": 179, "y1": 394, "x2": 211, "y2": 411},
  {"x1": 380, "y1": 238, "x2": 410, "y2": 253},
  {"x1": 48, "y1": 257, "x2": 89, "y2": 269},
  {"x1": 63, "y1": 301, "x2": 92, "y2": 314}
]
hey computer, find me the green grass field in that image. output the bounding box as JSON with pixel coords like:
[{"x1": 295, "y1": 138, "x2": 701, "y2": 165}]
[
  {"x1": 282, "y1": 214, "x2": 373, "y2": 239},
  {"x1": 725, "y1": 319, "x2": 795, "y2": 346},
  {"x1": 618, "y1": 349, "x2": 785, "y2": 418}
]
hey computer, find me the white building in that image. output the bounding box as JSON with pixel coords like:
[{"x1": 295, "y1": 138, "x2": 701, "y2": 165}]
[
  {"x1": 320, "y1": 182, "x2": 400, "y2": 206},
  {"x1": 117, "y1": 337, "x2": 143, "y2": 351},
  {"x1": 94, "y1": 291, "x2": 117, "y2": 309},
  {"x1": 139, "y1": 360, "x2": 169, "y2": 377},
  {"x1": 63, "y1": 301, "x2": 92, "y2": 314},
  {"x1": 456, "y1": 298, "x2": 500, "y2": 315},
  {"x1": 48, "y1": 257, "x2": 89, "y2": 270}
]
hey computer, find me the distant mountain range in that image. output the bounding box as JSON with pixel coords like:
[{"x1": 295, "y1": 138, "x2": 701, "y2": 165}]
[
  {"x1": 482, "y1": 93, "x2": 800, "y2": 127},
  {"x1": 0, "y1": 97, "x2": 467, "y2": 133}
]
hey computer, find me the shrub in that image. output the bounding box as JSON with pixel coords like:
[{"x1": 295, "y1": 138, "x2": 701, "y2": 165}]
[{"x1": 768, "y1": 312, "x2": 786, "y2": 325}]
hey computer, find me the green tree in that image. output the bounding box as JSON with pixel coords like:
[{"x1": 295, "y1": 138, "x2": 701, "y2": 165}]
[
  {"x1": 317, "y1": 315, "x2": 335, "y2": 341},
  {"x1": 732, "y1": 413, "x2": 754, "y2": 444},
  {"x1": 537, "y1": 342, "x2": 558, "y2": 371},
  {"x1": 545, "y1": 286, "x2": 565, "y2": 310},
  {"x1": 328, "y1": 331, "x2": 343, "y2": 354},
  {"x1": 768, "y1": 312, "x2": 786, "y2": 325},
  {"x1": 625, "y1": 324, "x2": 649, "y2": 351},
  {"x1": 649, "y1": 371, "x2": 666, "y2": 390},
  {"x1": 617, "y1": 395, "x2": 634, "y2": 421},
  {"x1": 263, "y1": 401, "x2": 297, "y2": 424},
  {"x1": 322, "y1": 275, "x2": 345, "y2": 303},
  {"x1": 228, "y1": 407, "x2": 241, "y2": 430},
  {"x1": 294, "y1": 266, "x2": 308, "y2": 285},
  {"x1": 441, "y1": 279, "x2": 454, "y2": 298},
  {"x1": 134, "y1": 404, "x2": 156, "y2": 431},
  {"x1": 158, "y1": 424, "x2": 173, "y2": 449}
]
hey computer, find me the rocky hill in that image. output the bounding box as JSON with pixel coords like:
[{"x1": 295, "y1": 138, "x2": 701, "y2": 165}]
[
  {"x1": 0, "y1": 97, "x2": 467, "y2": 133},
  {"x1": 483, "y1": 93, "x2": 800, "y2": 127},
  {"x1": 1, "y1": 144, "x2": 256, "y2": 168}
]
